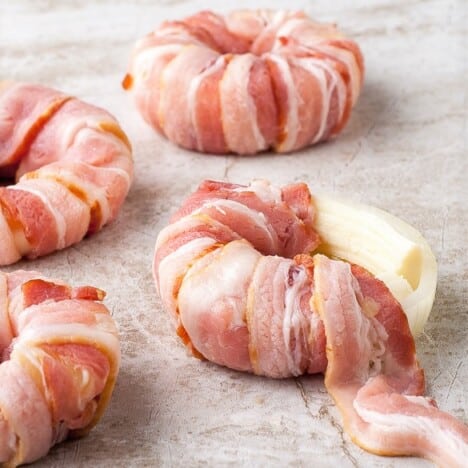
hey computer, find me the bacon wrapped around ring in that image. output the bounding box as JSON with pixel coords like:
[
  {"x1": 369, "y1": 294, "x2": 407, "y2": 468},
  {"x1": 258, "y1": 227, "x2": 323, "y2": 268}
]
[
  {"x1": 0, "y1": 82, "x2": 133, "y2": 266},
  {"x1": 0, "y1": 271, "x2": 120, "y2": 467},
  {"x1": 124, "y1": 10, "x2": 364, "y2": 155},
  {"x1": 153, "y1": 179, "x2": 467, "y2": 466}
]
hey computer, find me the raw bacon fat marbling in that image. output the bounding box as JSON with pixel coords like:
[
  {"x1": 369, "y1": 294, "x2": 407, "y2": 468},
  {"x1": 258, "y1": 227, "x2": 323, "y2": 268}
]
[
  {"x1": 0, "y1": 82, "x2": 133, "y2": 266},
  {"x1": 0, "y1": 271, "x2": 120, "y2": 467},
  {"x1": 124, "y1": 10, "x2": 364, "y2": 154},
  {"x1": 154, "y1": 180, "x2": 468, "y2": 465}
]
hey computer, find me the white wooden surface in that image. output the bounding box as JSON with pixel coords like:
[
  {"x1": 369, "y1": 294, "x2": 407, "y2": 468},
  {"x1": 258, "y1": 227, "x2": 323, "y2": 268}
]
[{"x1": 0, "y1": 1, "x2": 466, "y2": 466}]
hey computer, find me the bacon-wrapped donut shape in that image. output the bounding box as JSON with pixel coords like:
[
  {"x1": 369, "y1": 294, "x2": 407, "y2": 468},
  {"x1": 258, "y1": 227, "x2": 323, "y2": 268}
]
[
  {"x1": 153, "y1": 180, "x2": 467, "y2": 465},
  {"x1": 0, "y1": 82, "x2": 133, "y2": 266},
  {"x1": 0, "y1": 271, "x2": 120, "y2": 467},
  {"x1": 124, "y1": 10, "x2": 364, "y2": 155}
]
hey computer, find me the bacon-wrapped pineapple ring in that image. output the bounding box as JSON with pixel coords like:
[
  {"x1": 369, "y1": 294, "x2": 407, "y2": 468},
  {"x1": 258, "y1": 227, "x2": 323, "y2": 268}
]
[
  {"x1": 0, "y1": 82, "x2": 133, "y2": 266},
  {"x1": 152, "y1": 181, "x2": 468, "y2": 466},
  {"x1": 0, "y1": 272, "x2": 120, "y2": 467},
  {"x1": 124, "y1": 9, "x2": 364, "y2": 155}
]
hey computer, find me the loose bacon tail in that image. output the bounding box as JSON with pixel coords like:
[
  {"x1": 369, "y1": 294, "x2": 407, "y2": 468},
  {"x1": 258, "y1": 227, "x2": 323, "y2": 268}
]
[
  {"x1": 124, "y1": 9, "x2": 364, "y2": 155},
  {"x1": 313, "y1": 255, "x2": 468, "y2": 466},
  {"x1": 0, "y1": 271, "x2": 120, "y2": 467},
  {"x1": 0, "y1": 82, "x2": 134, "y2": 266}
]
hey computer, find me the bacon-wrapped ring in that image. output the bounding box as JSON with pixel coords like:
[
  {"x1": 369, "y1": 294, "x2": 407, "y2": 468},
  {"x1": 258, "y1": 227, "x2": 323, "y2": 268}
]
[
  {"x1": 153, "y1": 179, "x2": 467, "y2": 465},
  {"x1": 124, "y1": 10, "x2": 364, "y2": 155},
  {"x1": 0, "y1": 271, "x2": 120, "y2": 467},
  {"x1": 0, "y1": 82, "x2": 133, "y2": 266}
]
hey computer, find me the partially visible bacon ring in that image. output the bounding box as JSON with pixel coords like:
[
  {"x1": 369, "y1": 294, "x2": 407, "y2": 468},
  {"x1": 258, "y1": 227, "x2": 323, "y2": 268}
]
[
  {"x1": 0, "y1": 271, "x2": 120, "y2": 467},
  {"x1": 124, "y1": 10, "x2": 364, "y2": 155},
  {"x1": 0, "y1": 82, "x2": 133, "y2": 266},
  {"x1": 154, "y1": 179, "x2": 468, "y2": 465}
]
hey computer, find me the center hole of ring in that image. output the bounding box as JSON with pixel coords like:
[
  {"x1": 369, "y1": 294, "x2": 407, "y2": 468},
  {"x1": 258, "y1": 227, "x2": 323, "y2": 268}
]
[
  {"x1": 0, "y1": 165, "x2": 17, "y2": 186},
  {"x1": 0, "y1": 345, "x2": 12, "y2": 363},
  {"x1": 0, "y1": 178, "x2": 13, "y2": 187},
  {"x1": 211, "y1": 38, "x2": 277, "y2": 57}
]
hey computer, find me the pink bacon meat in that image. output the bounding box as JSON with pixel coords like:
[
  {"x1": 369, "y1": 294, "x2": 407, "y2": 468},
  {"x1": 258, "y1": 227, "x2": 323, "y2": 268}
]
[
  {"x1": 154, "y1": 179, "x2": 468, "y2": 465},
  {"x1": 124, "y1": 10, "x2": 364, "y2": 155},
  {"x1": 0, "y1": 82, "x2": 133, "y2": 266},
  {"x1": 0, "y1": 271, "x2": 120, "y2": 467}
]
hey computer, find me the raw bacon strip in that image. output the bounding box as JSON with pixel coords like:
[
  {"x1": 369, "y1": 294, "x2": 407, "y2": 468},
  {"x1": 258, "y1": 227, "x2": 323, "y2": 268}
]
[
  {"x1": 154, "y1": 179, "x2": 467, "y2": 465},
  {"x1": 0, "y1": 271, "x2": 120, "y2": 467},
  {"x1": 313, "y1": 255, "x2": 468, "y2": 466},
  {"x1": 159, "y1": 45, "x2": 219, "y2": 148},
  {"x1": 191, "y1": 55, "x2": 229, "y2": 153},
  {"x1": 0, "y1": 82, "x2": 133, "y2": 266},
  {"x1": 170, "y1": 179, "x2": 319, "y2": 257},
  {"x1": 0, "y1": 83, "x2": 70, "y2": 168},
  {"x1": 220, "y1": 54, "x2": 267, "y2": 154},
  {"x1": 125, "y1": 9, "x2": 364, "y2": 155},
  {"x1": 246, "y1": 256, "x2": 324, "y2": 377},
  {"x1": 178, "y1": 240, "x2": 260, "y2": 372}
]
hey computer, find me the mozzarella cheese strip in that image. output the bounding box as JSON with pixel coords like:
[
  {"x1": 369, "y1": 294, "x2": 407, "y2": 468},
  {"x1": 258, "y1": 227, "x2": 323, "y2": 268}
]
[
  {"x1": 313, "y1": 195, "x2": 437, "y2": 335},
  {"x1": 153, "y1": 179, "x2": 468, "y2": 465},
  {"x1": 0, "y1": 82, "x2": 134, "y2": 266},
  {"x1": 0, "y1": 272, "x2": 120, "y2": 467},
  {"x1": 124, "y1": 9, "x2": 364, "y2": 155}
]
